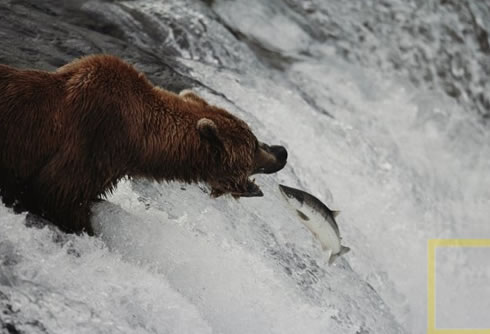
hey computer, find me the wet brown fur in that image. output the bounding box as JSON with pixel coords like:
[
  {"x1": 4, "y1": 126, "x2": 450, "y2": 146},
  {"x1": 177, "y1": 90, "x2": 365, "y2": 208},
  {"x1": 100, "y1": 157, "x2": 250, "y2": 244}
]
[{"x1": 0, "y1": 55, "x2": 285, "y2": 235}]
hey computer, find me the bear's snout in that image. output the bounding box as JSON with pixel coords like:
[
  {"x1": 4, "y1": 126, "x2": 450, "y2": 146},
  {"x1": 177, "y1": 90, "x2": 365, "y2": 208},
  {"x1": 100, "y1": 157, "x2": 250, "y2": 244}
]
[
  {"x1": 253, "y1": 143, "x2": 288, "y2": 175},
  {"x1": 266, "y1": 145, "x2": 288, "y2": 173},
  {"x1": 269, "y1": 145, "x2": 288, "y2": 163}
]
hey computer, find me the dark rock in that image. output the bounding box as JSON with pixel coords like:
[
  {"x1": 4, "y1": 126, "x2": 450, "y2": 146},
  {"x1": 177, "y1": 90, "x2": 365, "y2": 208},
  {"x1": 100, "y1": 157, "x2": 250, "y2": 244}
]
[{"x1": 0, "y1": 0, "x2": 199, "y2": 92}]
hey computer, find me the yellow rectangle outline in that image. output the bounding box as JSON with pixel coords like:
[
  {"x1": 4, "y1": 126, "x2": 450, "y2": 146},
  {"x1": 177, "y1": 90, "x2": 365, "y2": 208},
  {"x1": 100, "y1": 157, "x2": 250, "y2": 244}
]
[{"x1": 428, "y1": 239, "x2": 490, "y2": 334}]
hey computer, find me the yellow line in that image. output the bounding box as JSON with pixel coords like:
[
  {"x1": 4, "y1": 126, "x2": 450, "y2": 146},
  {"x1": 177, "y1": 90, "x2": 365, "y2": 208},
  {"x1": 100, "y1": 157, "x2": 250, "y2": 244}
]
[
  {"x1": 428, "y1": 239, "x2": 490, "y2": 334},
  {"x1": 431, "y1": 239, "x2": 490, "y2": 247},
  {"x1": 428, "y1": 240, "x2": 436, "y2": 333},
  {"x1": 431, "y1": 330, "x2": 490, "y2": 334}
]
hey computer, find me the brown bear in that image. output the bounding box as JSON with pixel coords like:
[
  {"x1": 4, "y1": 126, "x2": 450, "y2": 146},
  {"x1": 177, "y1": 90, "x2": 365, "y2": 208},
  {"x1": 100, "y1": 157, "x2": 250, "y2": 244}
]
[{"x1": 0, "y1": 55, "x2": 287, "y2": 235}]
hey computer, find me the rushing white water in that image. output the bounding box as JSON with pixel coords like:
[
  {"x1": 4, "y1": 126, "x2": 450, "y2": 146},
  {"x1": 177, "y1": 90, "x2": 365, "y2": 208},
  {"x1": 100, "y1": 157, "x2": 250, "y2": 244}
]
[{"x1": 1, "y1": 0, "x2": 490, "y2": 333}]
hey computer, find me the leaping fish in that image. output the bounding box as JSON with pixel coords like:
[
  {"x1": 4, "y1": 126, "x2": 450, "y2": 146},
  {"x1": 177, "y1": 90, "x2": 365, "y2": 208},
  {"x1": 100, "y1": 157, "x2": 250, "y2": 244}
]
[{"x1": 279, "y1": 184, "x2": 350, "y2": 265}]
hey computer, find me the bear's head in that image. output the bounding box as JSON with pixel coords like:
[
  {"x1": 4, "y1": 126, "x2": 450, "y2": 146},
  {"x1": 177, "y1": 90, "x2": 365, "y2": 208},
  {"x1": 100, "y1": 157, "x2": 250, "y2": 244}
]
[{"x1": 182, "y1": 91, "x2": 287, "y2": 198}]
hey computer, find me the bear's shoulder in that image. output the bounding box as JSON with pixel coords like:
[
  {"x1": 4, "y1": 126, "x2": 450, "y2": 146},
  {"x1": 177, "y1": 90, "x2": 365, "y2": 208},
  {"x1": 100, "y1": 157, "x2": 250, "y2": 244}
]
[
  {"x1": 57, "y1": 55, "x2": 144, "y2": 80},
  {"x1": 57, "y1": 54, "x2": 128, "y2": 71},
  {"x1": 56, "y1": 55, "x2": 152, "y2": 94}
]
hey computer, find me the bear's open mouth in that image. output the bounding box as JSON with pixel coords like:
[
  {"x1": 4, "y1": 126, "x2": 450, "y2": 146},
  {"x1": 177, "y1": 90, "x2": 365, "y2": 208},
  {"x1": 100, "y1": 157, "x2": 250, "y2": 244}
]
[
  {"x1": 231, "y1": 179, "x2": 264, "y2": 198},
  {"x1": 211, "y1": 179, "x2": 263, "y2": 198}
]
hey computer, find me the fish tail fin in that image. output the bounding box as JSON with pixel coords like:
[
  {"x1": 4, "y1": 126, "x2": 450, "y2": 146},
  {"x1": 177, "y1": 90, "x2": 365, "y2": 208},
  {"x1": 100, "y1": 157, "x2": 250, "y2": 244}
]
[
  {"x1": 327, "y1": 246, "x2": 350, "y2": 265},
  {"x1": 340, "y1": 246, "x2": 350, "y2": 256}
]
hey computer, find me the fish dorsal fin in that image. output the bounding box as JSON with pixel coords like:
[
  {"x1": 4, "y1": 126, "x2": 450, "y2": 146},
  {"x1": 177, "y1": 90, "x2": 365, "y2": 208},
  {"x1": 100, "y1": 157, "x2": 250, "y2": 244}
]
[{"x1": 332, "y1": 210, "x2": 341, "y2": 218}]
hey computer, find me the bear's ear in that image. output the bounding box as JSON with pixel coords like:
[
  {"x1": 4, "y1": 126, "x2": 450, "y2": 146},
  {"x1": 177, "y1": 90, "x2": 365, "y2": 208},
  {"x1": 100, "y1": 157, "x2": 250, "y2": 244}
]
[
  {"x1": 197, "y1": 118, "x2": 219, "y2": 139},
  {"x1": 180, "y1": 89, "x2": 209, "y2": 106}
]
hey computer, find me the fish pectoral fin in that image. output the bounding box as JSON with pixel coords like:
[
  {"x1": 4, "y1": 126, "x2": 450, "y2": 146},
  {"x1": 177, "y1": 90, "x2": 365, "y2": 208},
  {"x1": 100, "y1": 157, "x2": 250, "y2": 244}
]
[
  {"x1": 296, "y1": 209, "x2": 310, "y2": 221},
  {"x1": 332, "y1": 210, "x2": 341, "y2": 218},
  {"x1": 327, "y1": 251, "x2": 337, "y2": 266}
]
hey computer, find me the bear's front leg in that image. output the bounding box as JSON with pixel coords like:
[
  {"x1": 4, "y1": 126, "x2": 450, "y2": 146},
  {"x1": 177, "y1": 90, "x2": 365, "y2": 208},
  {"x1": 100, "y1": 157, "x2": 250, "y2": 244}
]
[
  {"x1": 27, "y1": 182, "x2": 95, "y2": 235},
  {"x1": 49, "y1": 203, "x2": 95, "y2": 236}
]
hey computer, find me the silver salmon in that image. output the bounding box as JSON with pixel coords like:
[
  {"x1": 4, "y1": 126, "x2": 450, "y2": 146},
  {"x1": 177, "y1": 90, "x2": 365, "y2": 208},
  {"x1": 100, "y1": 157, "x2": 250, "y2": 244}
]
[{"x1": 279, "y1": 184, "x2": 350, "y2": 265}]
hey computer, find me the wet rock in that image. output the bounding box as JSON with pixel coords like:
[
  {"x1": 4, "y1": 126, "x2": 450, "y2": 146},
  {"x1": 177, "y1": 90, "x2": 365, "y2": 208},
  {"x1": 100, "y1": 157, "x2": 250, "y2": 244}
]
[{"x1": 0, "y1": 0, "x2": 198, "y2": 92}]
